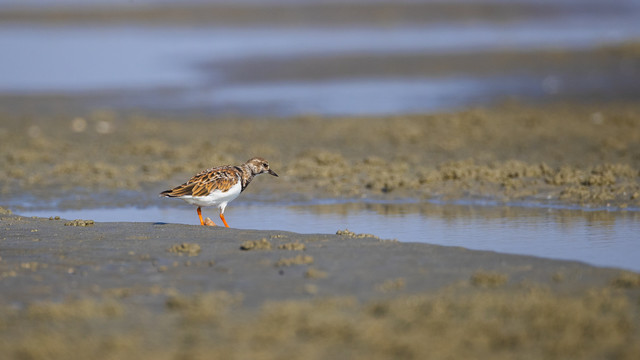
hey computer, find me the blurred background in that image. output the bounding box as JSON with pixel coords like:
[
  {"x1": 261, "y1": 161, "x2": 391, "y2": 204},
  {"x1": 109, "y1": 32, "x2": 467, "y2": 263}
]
[{"x1": 1, "y1": 0, "x2": 640, "y2": 117}]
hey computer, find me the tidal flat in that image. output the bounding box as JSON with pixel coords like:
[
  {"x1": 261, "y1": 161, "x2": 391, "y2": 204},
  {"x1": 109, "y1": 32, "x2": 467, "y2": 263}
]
[
  {"x1": 1, "y1": 212, "x2": 640, "y2": 359},
  {"x1": 1, "y1": 101, "x2": 639, "y2": 210}
]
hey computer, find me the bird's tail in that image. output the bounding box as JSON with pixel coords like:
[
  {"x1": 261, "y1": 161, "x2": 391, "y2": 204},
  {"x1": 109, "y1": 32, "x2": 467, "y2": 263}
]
[
  {"x1": 159, "y1": 189, "x2": 176, "y2": 197},
  {"x1": 160, "y1": 183, "x2": 195, "y2": 197}
]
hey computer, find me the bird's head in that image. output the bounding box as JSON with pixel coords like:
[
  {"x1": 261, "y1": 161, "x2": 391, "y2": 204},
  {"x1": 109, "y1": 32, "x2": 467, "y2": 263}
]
[{"x1": 246, "y1": 157, "x2": 278, "y2": 177}]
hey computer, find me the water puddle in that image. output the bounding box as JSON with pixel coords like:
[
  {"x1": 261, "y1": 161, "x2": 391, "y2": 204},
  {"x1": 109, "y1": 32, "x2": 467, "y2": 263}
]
[
  {"x1": 188, "y1": 76, "x2": 525, "y2": 116},
  {"x1": 19, "y1": 202, "x2": 640, "y2": 272}
]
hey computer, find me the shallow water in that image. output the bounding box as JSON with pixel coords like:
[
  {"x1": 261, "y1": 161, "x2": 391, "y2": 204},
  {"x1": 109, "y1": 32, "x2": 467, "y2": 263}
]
[
  {"x1": 19, "y1": 202, "x2": 640, "y2": 272},
  {"x1": 194, "y1": 76, "x2": 528, "y2": 116}
]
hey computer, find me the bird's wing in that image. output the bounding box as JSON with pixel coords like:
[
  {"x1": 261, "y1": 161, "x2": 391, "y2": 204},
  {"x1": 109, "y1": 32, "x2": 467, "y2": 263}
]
[{"x1": 161, "y1": 166, "x2": 240, "y2": 197}]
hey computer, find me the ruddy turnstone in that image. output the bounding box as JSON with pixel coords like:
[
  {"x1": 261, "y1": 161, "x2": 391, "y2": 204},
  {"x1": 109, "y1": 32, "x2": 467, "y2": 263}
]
[{"x1": 160, "y1": 157, "x2": 278, "y2": 227}]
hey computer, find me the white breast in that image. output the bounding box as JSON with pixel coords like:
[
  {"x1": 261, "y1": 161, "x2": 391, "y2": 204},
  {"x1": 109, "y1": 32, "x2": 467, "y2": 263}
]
[{"x1": 179, "y1": 181, "x2": 242, "y2": 213}]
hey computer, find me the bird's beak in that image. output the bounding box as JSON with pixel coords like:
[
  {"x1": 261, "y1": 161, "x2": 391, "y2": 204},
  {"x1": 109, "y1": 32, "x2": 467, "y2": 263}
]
[{"x1": 268, "y1": 169, "x2": 279, "y2": 177}]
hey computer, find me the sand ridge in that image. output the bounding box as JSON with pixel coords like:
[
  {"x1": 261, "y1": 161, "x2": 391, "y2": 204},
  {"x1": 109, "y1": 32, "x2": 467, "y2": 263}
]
[{"x1": 1, "y1": 102, "x2": 639, "y2": 209}]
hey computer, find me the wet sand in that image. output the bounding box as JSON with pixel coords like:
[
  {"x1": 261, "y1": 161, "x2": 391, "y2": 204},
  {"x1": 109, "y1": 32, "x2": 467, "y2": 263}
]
[{"x1": 1, "y1": 212, "x2": 640, "y2": 359}]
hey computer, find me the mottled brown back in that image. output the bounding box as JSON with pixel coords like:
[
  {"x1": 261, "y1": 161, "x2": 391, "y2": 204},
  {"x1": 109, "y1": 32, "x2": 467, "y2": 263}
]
[{"x1": 160, "y1": 166, "x2": 241, "y2": 197}]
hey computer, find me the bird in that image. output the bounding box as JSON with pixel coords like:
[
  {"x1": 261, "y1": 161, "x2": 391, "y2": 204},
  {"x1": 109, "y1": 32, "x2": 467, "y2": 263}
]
[{"x1": 160, "y1": 157, "x2": 278, "y2": 227}]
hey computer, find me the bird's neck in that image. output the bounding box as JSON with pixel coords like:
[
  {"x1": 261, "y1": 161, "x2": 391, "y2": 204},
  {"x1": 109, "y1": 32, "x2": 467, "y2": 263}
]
[{"x1": 236, "y1": 165, "x2": 255, "y2": 192}]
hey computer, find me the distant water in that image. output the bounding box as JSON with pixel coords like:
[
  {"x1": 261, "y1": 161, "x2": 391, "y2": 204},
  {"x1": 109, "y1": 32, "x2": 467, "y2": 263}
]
[
  {"x1": 1, "y1": 0, "x2": 640, "y2": 115},
  {"x1": 19, "y1": 202, "x2": 640, "y2": 272},
  {"x1": 3, "y1": 21, "x2": 639, "y2": 92}
]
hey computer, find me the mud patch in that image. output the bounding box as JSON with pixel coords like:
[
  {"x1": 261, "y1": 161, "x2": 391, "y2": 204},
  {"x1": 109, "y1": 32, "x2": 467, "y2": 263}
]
[
  {"x1": 610, "y1": 271, "x2": 640, "y2": 289},
  {"x1": 336, "y1": 229, "x2": 380, "y2": 239},
  {"x1": 64, "y1": 219, "x2": 95, "y2": 227},
  {"x1": 304, "y1": 268, "x2": 328, "y2": 279},
  {"x1": 165, "y1": 291, "x2": 242, "y2": 322},
  {"x1": 470, "y1": 270, "x2": 509, "y2": 288},
  {"x1": 168, "y1": 243, "x2": 201, "y2": 256},
  {"x1": 278, "y1": 242, "x2": 306, "y2": 251},
  {"x1": 240, "y1": 238, "x2": 272, "y2": 251},
  {"x1": 275, "y1": 255, "x2": 314, "y2": 267},
  {"x1": 375, "y1": 278, "x2": 406, "y2": 293},
  {"x1": 26, "y1": 299, "x2": 123, "y2": 321}
]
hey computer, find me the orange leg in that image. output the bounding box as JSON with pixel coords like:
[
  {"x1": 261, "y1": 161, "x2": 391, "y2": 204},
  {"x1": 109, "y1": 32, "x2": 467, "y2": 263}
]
[
  {"x1": 219, "y1": 213, "x2": 230, "y2": 228},
  {"x1": 197, "y1": 207, "x2": 216, "y2": 226},
  {"x1": 197, "y1": 207, "x2": 205, "y2": 225}
]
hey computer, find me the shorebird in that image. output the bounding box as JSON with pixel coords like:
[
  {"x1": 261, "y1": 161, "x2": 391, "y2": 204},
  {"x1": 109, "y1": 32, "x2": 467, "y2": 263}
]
[{"x1": 160, "y1": 157, "x2": 278, "y2": 227}]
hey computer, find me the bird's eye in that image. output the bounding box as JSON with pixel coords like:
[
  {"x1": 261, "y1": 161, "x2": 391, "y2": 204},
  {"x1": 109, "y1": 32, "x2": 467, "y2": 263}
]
[{"x1": 263, "y1": 163, "x2": 269, "y2": 168}]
